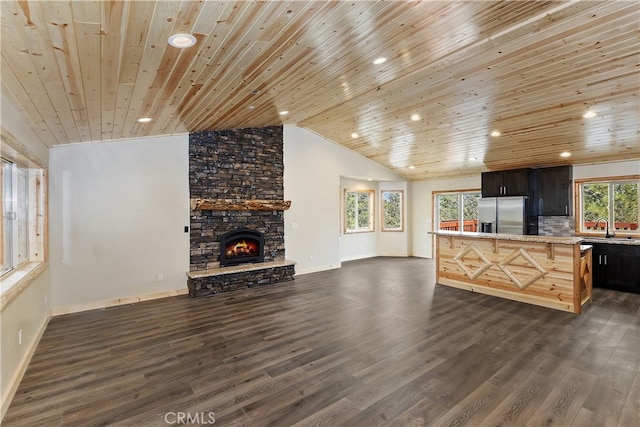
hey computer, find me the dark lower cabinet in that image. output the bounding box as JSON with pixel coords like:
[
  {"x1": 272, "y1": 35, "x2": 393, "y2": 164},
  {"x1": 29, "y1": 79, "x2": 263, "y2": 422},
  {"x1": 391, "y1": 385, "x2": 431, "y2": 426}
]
[{"x1": 587, "y1": 242, "x2": 640, "y2": 293}]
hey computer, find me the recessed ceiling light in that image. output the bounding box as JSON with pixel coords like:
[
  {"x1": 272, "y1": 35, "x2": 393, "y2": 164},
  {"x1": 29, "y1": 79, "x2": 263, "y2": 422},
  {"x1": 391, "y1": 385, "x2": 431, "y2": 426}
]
[
  {"x1": 367, "y1": 178, "x2": 373, "y2": 181},
  {"x1": 582, "y1": 110, "x2": 597, "y2": 119},
  {"x1": 469, "y1": 156, "x2": 477, "y2": 161},
  {"x1": 137, "y1": 117, "x2": 152, "y2": 123},
  {"x1": 351, "y1": 132, "x2": 359, "y2": 138},
  {"x1": 279, "y1": 110, "x2": 289, "y2": 116},
  {"x1": 168, "y1": 33, "x2": 197, "y2": 48},
  {"x1": 248, "y1": 105, "x2": 255, "y2": 110},
  {"x1": 490, "y1": 130, "x2": 501, "y2": 137},
  {"x1": 410, "y1": 114, "x2": 421, "y2": 121},
  {"x1": 409, "y1": 165, "x2": 416, "y2": 169},
  {"x1": 560, "y1": 151, "x2": 571, "y2": 158},
  {"x1": 373, "y1": 57, "x2": 386, "y2": 65}
]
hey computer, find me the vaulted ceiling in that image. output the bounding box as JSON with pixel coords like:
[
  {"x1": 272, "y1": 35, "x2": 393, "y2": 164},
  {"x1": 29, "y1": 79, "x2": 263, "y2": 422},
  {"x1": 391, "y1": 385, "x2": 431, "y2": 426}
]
[{"x1": 1, "y1": 1, "x2": 639, "y2": 180}]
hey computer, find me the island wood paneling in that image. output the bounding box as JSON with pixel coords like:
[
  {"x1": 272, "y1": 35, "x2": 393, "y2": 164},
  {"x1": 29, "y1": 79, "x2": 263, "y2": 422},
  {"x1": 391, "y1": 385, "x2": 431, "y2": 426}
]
[
  {"x1": 1, "y1": 1, "x2": 638, "y2": 180},
  {"x1": 436, "y1": 235, "x2": 591, "y2": 314}
]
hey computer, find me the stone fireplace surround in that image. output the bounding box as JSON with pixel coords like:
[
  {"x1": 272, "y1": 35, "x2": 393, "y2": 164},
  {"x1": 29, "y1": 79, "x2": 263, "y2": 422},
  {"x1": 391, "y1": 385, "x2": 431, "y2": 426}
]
[{"x1": 187, "y1": 126, "x2": 295, "y2": 297}]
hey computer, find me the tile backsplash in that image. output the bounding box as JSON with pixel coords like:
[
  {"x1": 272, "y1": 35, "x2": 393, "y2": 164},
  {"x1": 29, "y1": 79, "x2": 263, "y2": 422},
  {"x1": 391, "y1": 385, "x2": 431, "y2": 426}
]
[{"x1": 538, "y1": 216, "x2": 575, "y2": 237}]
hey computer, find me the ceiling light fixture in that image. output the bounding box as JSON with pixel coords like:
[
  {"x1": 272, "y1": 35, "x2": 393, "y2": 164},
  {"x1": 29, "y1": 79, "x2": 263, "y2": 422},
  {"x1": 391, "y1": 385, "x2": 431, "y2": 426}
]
[
  {"x1": 409, "y1": 165, "x2": 416, "y2": 169},
  {"x1": 248, "y1": 105, "x2": 255, "y2": 110},
  {"x1": 137, "y1": 117, "x2": 152, "y2": 123},
  {"x1": 469, "y1": 156, "x2": 477, "y2": 161},
  {"x1": 560, "y1": 151, "x2": 571, "y2": 158},
  {"x1": 351, "y1": 132, "x2": 359, "y2": 138},
  {"x1": 168, "y1": 33, "x2": 197, "y2": 48},
  {"x1": 373, "y1": 57, "x2": 386, "y2": 65},
  {"x1": 279, "y1": 110, "x2": 289, "y2": 116},
  {"x1": 410, "y1": 114, "x2": 421, "y2": 121},
  {"x1": 582, "y1": 110, "x2": 597, "y2": 119},
  {"x1": 490, "y1": 130, "x2": 501, "y2": 137}
]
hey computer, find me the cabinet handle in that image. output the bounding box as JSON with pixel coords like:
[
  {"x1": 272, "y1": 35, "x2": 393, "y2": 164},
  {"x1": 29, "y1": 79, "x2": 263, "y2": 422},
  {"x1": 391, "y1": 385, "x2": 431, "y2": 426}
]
[
  {"x1": 604, "y1": 255, "x2": 607, "y2": 266},
  {"x1": 565, "y1": 205, "x2": 568, "y2": 215},
  {"x1": 598, "y1": 255, "x2": 601, "y2": 264}
]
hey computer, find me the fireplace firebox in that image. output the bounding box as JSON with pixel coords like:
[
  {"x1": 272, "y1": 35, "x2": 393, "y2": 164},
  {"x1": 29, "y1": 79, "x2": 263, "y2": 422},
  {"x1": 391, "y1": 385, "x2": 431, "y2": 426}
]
[{"x1": 219, "y1": 229, "x2": 265, "y2": 267}]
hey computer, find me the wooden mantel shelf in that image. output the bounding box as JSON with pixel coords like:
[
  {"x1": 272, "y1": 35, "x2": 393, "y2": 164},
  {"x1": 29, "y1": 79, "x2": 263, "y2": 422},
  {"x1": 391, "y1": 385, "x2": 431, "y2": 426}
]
[{"x1": 190, "y1": 198, "x2": 291, "y2": 211}]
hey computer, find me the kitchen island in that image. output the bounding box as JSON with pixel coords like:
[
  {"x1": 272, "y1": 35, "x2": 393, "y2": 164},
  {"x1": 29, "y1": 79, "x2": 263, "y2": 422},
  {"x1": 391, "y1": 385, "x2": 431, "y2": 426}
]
[{"x1": 435, "y1": 231, "x2": 592, "y2": 314}]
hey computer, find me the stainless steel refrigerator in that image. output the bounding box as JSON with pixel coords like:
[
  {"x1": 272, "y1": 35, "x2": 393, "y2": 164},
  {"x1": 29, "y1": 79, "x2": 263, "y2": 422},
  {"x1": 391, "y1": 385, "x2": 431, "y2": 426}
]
[{"x1": 478, "y1": 196, "x2": 528, "y2": 235}]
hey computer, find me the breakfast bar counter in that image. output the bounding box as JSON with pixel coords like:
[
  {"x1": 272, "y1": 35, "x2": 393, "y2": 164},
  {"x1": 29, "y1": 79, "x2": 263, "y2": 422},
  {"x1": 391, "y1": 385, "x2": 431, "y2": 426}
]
[{"x1": 434, "y1": 231, "x2": 592, "y2": 314}]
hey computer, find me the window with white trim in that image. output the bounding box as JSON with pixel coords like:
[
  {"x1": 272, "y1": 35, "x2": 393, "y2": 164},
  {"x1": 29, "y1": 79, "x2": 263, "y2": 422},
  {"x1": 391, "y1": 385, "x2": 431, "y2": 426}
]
[
  {"x1": 344, "y1": 189, "x2": 375, "y2": 233},
  {"x1": 1, "y1": 157, "x2": 45, "y2": 276},
  {"x1": 381, "y1": 190, "x2": 404, "y2": 232},
  {"x1": 577, "y1": 176, "x2": 639, "y2": 236},
  {"x1": 435, "y1": 191, "x2": 481, "y2": 232}
]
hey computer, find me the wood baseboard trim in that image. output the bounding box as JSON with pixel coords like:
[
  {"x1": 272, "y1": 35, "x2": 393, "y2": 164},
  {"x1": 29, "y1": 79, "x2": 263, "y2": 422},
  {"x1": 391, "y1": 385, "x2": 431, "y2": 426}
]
[
  {"x1": 1, "y1": 314, "x2": 50, "y2": 421},
  {"x1": 51, "y1": 288, "x2": 189, "y2": 316}
]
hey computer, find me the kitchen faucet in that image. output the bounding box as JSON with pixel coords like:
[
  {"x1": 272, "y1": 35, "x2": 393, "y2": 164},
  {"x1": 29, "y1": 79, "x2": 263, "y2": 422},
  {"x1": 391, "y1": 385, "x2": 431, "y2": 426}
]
[{"x1": 594, "y1": 217, "x2": 615, "y2": 238}]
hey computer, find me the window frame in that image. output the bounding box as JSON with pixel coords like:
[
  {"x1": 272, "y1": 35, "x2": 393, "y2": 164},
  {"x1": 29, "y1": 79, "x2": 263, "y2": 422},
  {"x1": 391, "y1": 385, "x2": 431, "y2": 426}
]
[
  {"x1": 343, "y1": 188, "x2": 375, "y2": 234},
  {"x1": 1, "y1": 156, "x2": 47, "y2": 279},
  {"x1": 575, "y1": 175, "x2": 640, "y2": 238},
  {"x1": 381, "y1": 190, "x2": 404, "y2": 232},
  {"x1": 433, "y1": 189, "x2": 481, "y2": 232}
]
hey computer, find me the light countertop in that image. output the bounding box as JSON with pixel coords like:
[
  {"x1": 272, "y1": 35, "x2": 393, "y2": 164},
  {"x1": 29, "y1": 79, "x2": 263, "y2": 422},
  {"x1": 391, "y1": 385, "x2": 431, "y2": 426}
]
[
  {"x1": 432, "y1": 231, "x2": 640, "y2": 245},
  {"x1": 432, "y1": 231, "x2": 584, "y2": 245}
]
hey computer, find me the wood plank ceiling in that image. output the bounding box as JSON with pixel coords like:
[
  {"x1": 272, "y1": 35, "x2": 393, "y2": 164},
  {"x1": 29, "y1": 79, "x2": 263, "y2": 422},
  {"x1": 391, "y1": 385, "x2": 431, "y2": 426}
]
[{"x1": 1, "y1": 0, "x2": 639, "y2": 180}]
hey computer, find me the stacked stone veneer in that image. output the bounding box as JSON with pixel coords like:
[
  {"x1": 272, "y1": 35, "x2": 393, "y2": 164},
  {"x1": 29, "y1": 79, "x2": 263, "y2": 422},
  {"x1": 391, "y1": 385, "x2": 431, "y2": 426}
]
[{"x1": 188, "y1": 126, "x2": 294, "y2": 297}]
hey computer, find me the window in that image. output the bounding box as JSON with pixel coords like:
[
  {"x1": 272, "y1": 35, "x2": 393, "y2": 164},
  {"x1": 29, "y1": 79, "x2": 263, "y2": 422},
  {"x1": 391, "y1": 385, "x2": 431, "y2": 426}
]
[
  {"x1": 381, "y1": 190, "x2": 404, "y2": 232},
  {"x1": 577, "y1": 176, "x2": 639, "y2": 236},
  {"x1": 2, "y1": 159, "x2": 29, "y2": 274},
  {"x1": 435, "y1": 191, "x2": 481, "y2": 232},
  {"x1": 1, "y1": 157, "x2": 45, "y2": 277},
  {"x1": 344, "y1": 189, "x2": 374, "y2": 233}
]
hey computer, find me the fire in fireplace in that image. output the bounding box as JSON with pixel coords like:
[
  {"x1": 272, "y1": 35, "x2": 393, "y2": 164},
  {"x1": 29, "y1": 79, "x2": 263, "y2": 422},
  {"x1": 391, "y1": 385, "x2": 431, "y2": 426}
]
[{"x1": 219, "y1": 228, "x2": 265, "y2": 267}]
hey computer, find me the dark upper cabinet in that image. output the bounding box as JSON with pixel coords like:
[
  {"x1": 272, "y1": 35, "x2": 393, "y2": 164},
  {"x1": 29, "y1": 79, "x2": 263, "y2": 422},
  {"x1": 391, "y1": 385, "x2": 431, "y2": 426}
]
[
  {"x1": 534, "y1": 166, "x2": 573, "y2": 216},
  {"x1": 481, "y1": 169, "x2": 531, "y2": 197},
  {"x1": 587, "y1": 242, "x2": 640, "y2": 294}
]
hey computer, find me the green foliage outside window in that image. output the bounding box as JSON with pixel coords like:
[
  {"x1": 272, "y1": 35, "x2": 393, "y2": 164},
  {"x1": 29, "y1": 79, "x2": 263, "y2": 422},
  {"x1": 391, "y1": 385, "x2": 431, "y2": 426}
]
[
  {"x1": 382, "y1": 191, "x2": 403, "y2": 231},
  {"x1": 344, "y1": 189, "x2": 374, "y2": 232},
  {"x1": 581, "y1": 179, "x2": 639, "y2": 233},
  {"x1": 438, "y1": 194, "x2": 459, "y2": 222},
  {"x1": 437, "y1": 192, "x2": 480, "y2": 231},
  {"x1": 582, "y1": 183, "x2": 609, "y2": 222},
  {"x1": 357, "y1": 192, "x2": 370, "y2": 228},
  {"x1": 345, "y1": 191, "x2": 356, "y2": 230}
]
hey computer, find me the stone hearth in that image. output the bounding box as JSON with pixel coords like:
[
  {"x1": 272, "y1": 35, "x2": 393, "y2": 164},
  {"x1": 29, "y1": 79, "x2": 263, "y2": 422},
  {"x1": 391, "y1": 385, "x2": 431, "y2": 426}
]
[{"x1": 186, "y1": 260, "x2": 296, "y2": 297}]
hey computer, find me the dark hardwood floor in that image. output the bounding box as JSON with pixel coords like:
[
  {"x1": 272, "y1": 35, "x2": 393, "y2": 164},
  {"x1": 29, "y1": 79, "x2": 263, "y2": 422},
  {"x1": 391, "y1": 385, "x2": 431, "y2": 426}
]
[{"x1": 4, "y1": 257, "x2": 639, "y2": 426}]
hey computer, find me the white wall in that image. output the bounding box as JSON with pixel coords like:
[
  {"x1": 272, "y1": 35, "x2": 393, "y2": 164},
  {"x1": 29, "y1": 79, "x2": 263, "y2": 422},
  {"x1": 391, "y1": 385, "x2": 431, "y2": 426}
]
[
  {"x1": 573, "y1": 160, "x2": 640, "y2": 179},
  {"x1": 1, "y1": 270, "x2": 49, "y2": 418},
  {"x1": 1, "y1": 92, "x2": 49, "y2": 167},
  {"x1": 48, "y1": 135, "x2": 190, "y2": 311},
  {"x1": 283, "y1": 126, "x2": 404, "y2": 274},
  {"x1": 410, "y1": 176, "x2": 481, "y2": 259}
]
